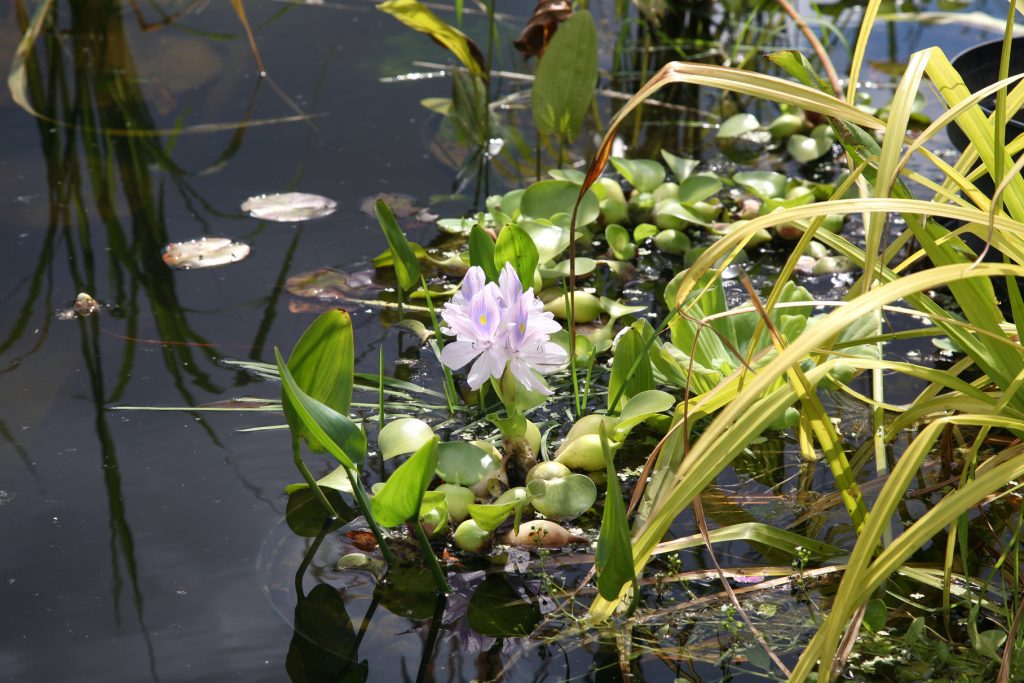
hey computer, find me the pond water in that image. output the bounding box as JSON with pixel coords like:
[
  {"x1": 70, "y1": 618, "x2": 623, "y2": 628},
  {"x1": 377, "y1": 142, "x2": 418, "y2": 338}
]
[{"x1": 0, "y1": 1, "x2": 1013, "y2": 681}]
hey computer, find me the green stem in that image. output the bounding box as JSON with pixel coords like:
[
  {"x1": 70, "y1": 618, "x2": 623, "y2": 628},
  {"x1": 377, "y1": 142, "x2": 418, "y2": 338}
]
[
  {"x1": 292, "y1": 438, "x2": 338, "y2": 520},
  {"x1": 413, "y1": 520, "x2": 450, "y2": 594},
  {"x1": 561, "y1": 285, "x2": 581, "y2": 417},
  {"x1": 420, "y1": 275, "x2": 458, "y2": 414},
  {"x1": 344, "y1": 464, "x2": 397, "y2": 566}
]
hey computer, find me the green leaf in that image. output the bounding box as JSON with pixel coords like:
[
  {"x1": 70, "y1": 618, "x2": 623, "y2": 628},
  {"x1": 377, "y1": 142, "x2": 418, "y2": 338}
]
[
  {"x1": 287, "y1": 310, "x2": 356, "y2": 417},
  {"x1": 596, "y1": 424, "x2": 635, "y2": 600},
  {"x1": 612, "y1": 390, "x2": 676, "y2": 440},
  {"x1": 863, "y1": 598, "x2": 888, "y2": 632},
  {"x1": 371, "y1": 436, "x2": 439, "y2": 527},
  {"x1": 494, "y1": 224, "x2": 540, "y2": 286},
  {"x1": 520, "y1": 180, "x2": 600, "y2": 226},
  {"x1": 276, "y1": 349, "x2": 367, "y2": 467},
  {"x1": 604, "y1": 224, "x2": 635, "y2": 260},
  {"x1": 538, "y1": 257, "x2": 597, "y2": 280},
  {"x1": 467, "y1": 500, "x2": 519, "y2": 532},
  {"x1": 468, "y1": 225, "x2": 499, "y2": 281},
  {"x1": 378, "y1": 417, "x2": 434, "y2": 460},
  {"x1": 285, "y1": 463, "x2": 356, "y2": 496},
  {"x1": 375, "y1": 199, "x2": 421, "y2": 292},
  {"x1": 609, "y1": 157, "x2": 666, "y2": 192},
  {"x1": 733, "y1": 170, "x2": 787, "y2": 199},
  {"x1": 677, "y1": 174, "x2": 723, "y2": 203},
  {"x1": 377, "y1": 0, "x2": 487, "y2": 80},
  {"x1": 660, "y1": 149, "x2": 699, "y2": 180},
  {"x1": 717, "y1": 112, "x2": 761, "y2": 139},
  {"x1": 608, "y1": 323, "x2": 655, "y2": 412},
  {"x1": 527, "y1": 473, "x2": 597, "y2": 521},
  {"x1": 531, "y1": 10, "x2": 598, "y2": 142},
  {"x1": 436, "y1": 441, "x2": 499, "y2": 486}
]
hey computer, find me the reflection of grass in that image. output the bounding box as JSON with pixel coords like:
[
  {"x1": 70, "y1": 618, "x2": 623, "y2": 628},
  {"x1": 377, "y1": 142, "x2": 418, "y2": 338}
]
[{"x1": 2, "y1": 3, "x2": 319, "y2": 674}]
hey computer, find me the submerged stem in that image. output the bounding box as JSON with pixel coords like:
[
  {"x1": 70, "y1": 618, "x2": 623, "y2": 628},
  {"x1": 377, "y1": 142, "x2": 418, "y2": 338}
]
[
  {"x1": 292, "y1": 437, "x2": 338, "y2": 520},
  {"x1": 413, "y1": 520, "x2": 450, "y2": 594},
  {"x1": 345, "y1": 463, "x2": 398, "y2": 566}
]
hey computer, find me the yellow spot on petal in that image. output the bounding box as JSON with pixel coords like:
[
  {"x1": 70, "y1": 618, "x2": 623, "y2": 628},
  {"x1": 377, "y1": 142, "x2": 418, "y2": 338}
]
[
  {"x1": 519, "y1": 323, "x2": 525, "y2": 334},
  {"x1": 479, "y1": 314, "x2": 487, "y2": 325}
]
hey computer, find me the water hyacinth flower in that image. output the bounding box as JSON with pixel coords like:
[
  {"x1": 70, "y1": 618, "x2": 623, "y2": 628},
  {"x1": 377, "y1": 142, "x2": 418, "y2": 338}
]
[{"x1": 440, "y1": 264, "x2": 567, "y2": 394}]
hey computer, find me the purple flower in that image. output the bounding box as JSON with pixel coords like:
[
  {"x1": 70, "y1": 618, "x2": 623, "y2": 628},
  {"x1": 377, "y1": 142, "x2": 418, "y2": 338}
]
[{"x1": 440, "y1": 264, "x2": 568, "y2": 394}]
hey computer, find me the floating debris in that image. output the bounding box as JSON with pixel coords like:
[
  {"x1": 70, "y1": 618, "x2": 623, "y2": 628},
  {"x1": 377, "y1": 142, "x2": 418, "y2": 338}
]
[
  {"x1": 56, "y1": 292, "x2": 101, "y2": 320},
  {"x1": 241, "y1": 192, "x2": 337, "y2": 222},
  {"x1": 162, "y1": 238, "x2": 251, "y2": 270}
]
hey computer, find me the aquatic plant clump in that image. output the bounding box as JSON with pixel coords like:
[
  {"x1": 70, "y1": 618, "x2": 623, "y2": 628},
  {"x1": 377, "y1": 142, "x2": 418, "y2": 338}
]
[{"x1": 439, "y1": 263, "x2": 567, "y2": 394}]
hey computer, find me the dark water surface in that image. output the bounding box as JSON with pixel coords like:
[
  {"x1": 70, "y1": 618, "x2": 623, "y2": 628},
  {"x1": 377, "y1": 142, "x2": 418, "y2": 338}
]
[{"x1": 0, "y1": 1, "x2": 1009, "y2": 681}]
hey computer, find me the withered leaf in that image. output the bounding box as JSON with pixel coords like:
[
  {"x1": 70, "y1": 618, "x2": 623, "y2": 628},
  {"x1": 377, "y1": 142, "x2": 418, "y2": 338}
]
[{"x1": 514, "y1": 0, "x2": 572, "y2": 59}]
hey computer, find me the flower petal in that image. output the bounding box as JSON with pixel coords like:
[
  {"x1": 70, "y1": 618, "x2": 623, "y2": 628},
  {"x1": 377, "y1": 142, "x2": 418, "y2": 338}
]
[{"x1": 440, "y1": 340, "x2": 480, "y2": 371}]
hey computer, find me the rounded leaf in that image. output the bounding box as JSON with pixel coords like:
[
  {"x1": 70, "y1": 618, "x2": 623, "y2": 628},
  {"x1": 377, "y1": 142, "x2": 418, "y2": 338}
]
[
  {"x1": 378, "y1": 418, "x2": 434, "y2": 460},
  {"x1": 520, "y1": 180, "x2": 600, "y2": 226},
  {"x1": 436, "y1": 441, "x2": 500, "y2": 486},
  {"x1": 527, "y1": 473, "x2": 597, "y2": 521}
]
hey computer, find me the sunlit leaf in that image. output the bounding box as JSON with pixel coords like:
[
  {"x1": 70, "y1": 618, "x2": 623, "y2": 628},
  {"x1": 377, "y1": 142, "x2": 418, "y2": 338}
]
[
  {"x1": 612, "y1": 389, "x2": 676, "y2": 440},
  {"x1": 527, "y1": 473, "x2": 596, "y2": 521},
  {"x1": 494, "y1": 223, "x2": 540, "y2": 286},
  {"x1": 378, "y1": 418, "x2": 434, "y2": 460},
  {"x1": 375, "y1": 199, "x2": 422, "y2": 292},
  {"x1": 377, "y1": 0, "x2": 487, "y2": 80},
  {"x1": 275, "y1": 349, "x2": 366, "y2": 467},
  {"x1": 436, "y1": 441, "x2": 500, "y2": 486},
  {"x1": 521, "y1": 180, "x2": 600, "y2": 226},
  {"x1": 161, "y1": 237, "x2": 250, "y2": 270},
  {"x1": 371, "y1": 436, "x2": 439, "y2": 527},
  {"x1": 468, "y1": 225, "x2": 499, "y2": 281},
  {"x1": 608, "y1": 322, "x2": 655, "y2": 412},
  {"x1": 287, "y1": 310, "x2": 356, "y2": 417},
  {"x1": 241, "y1": 192, "x2": 338, "y2": 222},
  {"x1": 609, "y1": 157, "x2": 665, "y2": 192}
]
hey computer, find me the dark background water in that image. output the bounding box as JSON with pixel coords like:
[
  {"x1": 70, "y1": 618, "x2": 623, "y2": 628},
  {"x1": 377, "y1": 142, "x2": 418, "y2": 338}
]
[{"x1": 0, "y1": 1, "x2": 1009, "y2": 681}]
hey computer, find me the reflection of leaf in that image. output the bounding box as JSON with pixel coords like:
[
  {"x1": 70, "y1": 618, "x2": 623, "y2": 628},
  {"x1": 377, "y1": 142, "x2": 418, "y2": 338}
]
[
  {"x1": 374, "y1": 565, "x2": 437, "y2": 619},
  {"x1": 513, "y1": 0, "x2": 572, "y2": 59},
  {"x1": 467, "y1": 575, "x2": 542, "y2": 637},
  {"x1": 286, "y1": 584, "x2": 368, "y2": 683},
  {"x1": 285, "y1": 488, "x2": 353, "y2": 537},
  {"x1": 377, "y1": 0, "x2": 487, "y2": 80}
]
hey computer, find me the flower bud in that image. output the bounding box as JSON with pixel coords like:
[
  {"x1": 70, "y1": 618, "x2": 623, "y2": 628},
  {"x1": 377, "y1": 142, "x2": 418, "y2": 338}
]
[
  {"x1": 454, "y1": 519, "x2": 491, "y2": 553},
  {"x1": 555, "y1": 433, "x2": 619, "y2": 471},
  {"x1": 544, "y1": 291, "x2": 602, "y2": 323},
  {"x1": 525, "y1": 461, "x2": 571, "y2": 484}
]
